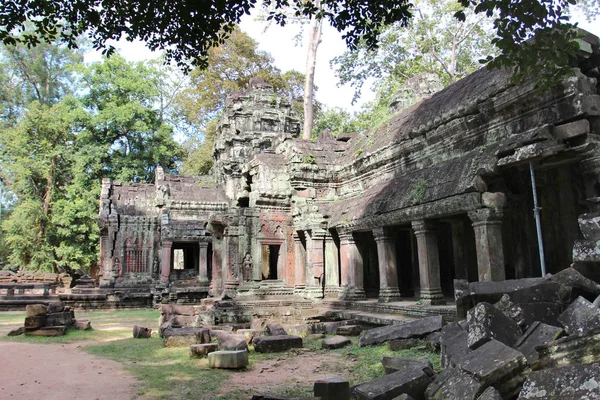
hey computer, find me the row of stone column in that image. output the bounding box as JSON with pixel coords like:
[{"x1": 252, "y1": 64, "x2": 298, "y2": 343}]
[
  {"x1": 160, "y1": 241, "x2": 210, "y2": 285},
  {"x1": 295, "y1": 207, "x2": 504, "y2": 304}
]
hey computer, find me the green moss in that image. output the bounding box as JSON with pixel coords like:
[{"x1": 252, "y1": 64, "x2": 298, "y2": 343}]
[
  {"x1": 408, "y1": 179, "x2": 428, "y2": 205},
  {"x1": 303, "y1": 154, "x2": 317, "y2": 164},
  {"x1": 354, "y1": 148, "x2": 364, "y2": 157}
]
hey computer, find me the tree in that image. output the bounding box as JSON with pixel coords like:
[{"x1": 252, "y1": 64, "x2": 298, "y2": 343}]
[{"x1": 331, "y1": 0, "x2": 496, "y2": 103}]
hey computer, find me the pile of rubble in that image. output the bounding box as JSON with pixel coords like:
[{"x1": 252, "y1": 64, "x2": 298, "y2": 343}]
[{"x1": 7, "y1": 302, "x2": 91, "y2": 337}]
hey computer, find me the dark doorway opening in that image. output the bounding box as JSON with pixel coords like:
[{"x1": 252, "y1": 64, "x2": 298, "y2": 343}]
[
  {"x1": 268, "y1": 244, "x2": 280, "y2": 279},
  {"x1": 171, "y1": 242, "x2": 199, "y2": 279}
]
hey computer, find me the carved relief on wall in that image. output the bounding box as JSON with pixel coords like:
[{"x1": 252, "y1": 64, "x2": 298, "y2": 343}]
[{"x1": 242, "y1": 252, "x2": 253, "y2": 281}]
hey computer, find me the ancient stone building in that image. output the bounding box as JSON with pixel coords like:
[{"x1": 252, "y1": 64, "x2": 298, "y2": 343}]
[{"x1": 98, "y1": 33, "x2": 600, "y2": 305}]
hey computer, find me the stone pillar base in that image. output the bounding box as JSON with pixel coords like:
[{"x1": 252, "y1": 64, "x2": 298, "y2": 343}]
[
  {"x1": 304, "y1": 286, "x2": 324, "y2": 299},
  {"x1": 378, "y1": 287, "x2": 402, "y2": 303},
  {"x1": 419, "y1": 288, "x2": 445, "y2": 305},
  {"x1": 294, "y1": 285, "x2": 306, "y2": 297},
  {"x1": 198, "y1": 277, "x2": 210, "y2": 287},
  {"x1": 324, "y1": 286, "x2": 341, "y2": 298},
  {"x1": 347, "y1": 287, "x2": 366, "y2": 300}
]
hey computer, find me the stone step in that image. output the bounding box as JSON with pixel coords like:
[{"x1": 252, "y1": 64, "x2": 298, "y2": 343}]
[{"x1": 321, "y1": 309, "x2": 416, "y2": 326}]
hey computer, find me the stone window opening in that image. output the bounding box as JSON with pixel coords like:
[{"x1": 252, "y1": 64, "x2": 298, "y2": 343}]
[
  {"x1": 125, "y1": 238, "x2": 147, "y2": 273},
  {"x1": 171, "y1": 243, "x2": 199, "y2": 272}
]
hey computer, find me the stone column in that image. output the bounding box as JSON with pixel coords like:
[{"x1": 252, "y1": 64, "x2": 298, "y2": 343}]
[
  {"x1": 338, "y1": 232, "x2": 366, "y2": 300},
  {"x1": 294, "y1": 232, "x2": 306, "y2": 294},
  {"x1": 160, "y1": 240, "x2": 172, "y2": 284},
  {"x1": 411, "y1": 220, "x2": 445, "y2": 305},
  {"x1": 198, "y1": 241, "x2": 209, "y2": 285},
  {"x1": 469, "y1": 208, "x2": 506, "y2": 281},
  {"x1": 449, "y1": 220, "x2": 468, "y2": 281},
  {"x1": 324, "y1": 232, "x2": 340, "y2": 296},
  {"x1": 209, "y1": 238, "x2": 223, "y2": 297},
  {"x1": 373, "y1": 228, "x2": 402, "y2": 302},
  {"x1": 305, "y1": 229, "x2": 325, "y2": 299}
]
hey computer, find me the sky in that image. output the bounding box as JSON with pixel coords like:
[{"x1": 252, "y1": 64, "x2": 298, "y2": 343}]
[{"x1": 84, "y1": 8, "x2": 600, "y2": 113}]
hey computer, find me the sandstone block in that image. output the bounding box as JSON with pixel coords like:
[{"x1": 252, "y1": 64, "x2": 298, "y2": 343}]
[
  {"x1": 237, "y1": 328, "x2": 266, "y2": 344},
  {"x1": 163, "y1": 327, "x2": 211, "y2": 347},
  {"x1": 218, "y1": 333, "x2": 248, "y2": 351},
  {"x1": 266, "y1": 323, "x2": 288, "y2": 336},
  {"x1": 7, "y1": 326, "x2": 25, "y2": 336},
  {"x1": 336, "y1": 325, "x2": 363, "y2": 336},
  {"x1": 322, "y1": 335, "x2": 351, "y2": 349},
  {"x1": 382, "y1": 357, "x2": 434, "y2": 377},
  {"x1": 467, "y1": 302, "x2": 522, "y2": 349},
  {"x1": 353, "y1": 368, "x2": 432, "y2": 400},
  {"x1": 514, "y1": 321, "x2": 565, "y2": 363},
  {"x1": 358, "y1": 315, "x2": 443, "y2": 347},
  {"x1": 285, "y1": 324, "x2": 312, "y2": 338},
  {"x1": 557, "y1": 296, "x2": 600, "y2": 335},
  {"x1": 133, "y1": 325, "x2": 152, "y2": 338},
  {"x1": 24, "y1": 315, "x2": 46, "y2": 331},
  {"x1": 25, "y1": 304, "x2": 47, "y2": 318},
  {"x1": 439, "y1": 323, "x2": 471, "y2": 369},
  {"x1": 424, "y1": 367, "x2": 484, "y2": 400},
  {"x1": 25, "y1": 326, "x2": 67, "y2": 336},
  {"x1": 533, "y1": 330, "x2": 600, "y2": 370},
  {"x1": 73, "y1": 319, "x2": 92, "y2": 330},
  {"x1": 208, "y1": 350, "x2": 248, "y2": 369},
  {"x1": 46, "y1": 302, "x2": 65, "y2": 313},
  {"x1": 518, "y1": 362, "x2": 600, "y2": 399},
  {"x1": 314, "y1": 377, "x2": 350, "y2": 400},
  {"x1": 312, "y1": 321, "x2": 342, "y2": 334},
  {"x1": 252, "y1": 335, "x2": 303, "y2": 353},
  {"x1": 190, "y1": 343, "x2": 218, "y2": 358},
  {"x1": 476, "y1": 387, "x2": 502, "y2": 400},
  {"x1": 46, "y1": 310, "x2": 74, "y2": 326}
]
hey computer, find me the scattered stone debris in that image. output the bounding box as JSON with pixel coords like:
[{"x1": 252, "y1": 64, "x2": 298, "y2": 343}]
[
  {"x1": 382, "y1": 357, "x2": 434, "y2": 377},
  {"x1": 322, "y1": 335, "x2": 351, "y2": 349},
  {"x1": 8, "y1": 302, "x2": 88, "y2": 337},
  {"x1": 358, "y1": 315, "x2": 443, "y2": 347},
  {"x1": 218, "y1": 333, "x2": 249, "y2": 351},
  {"x1": 162, "y1": 327, "x2": 211, "y2": 347},
  {"x1": 519, "y1": 362, "x2": 600, "y2": 399},
  {"x1": 208, "y1": 350, "x2": 248, "y2": 369},
  {"x1": 252, "y1": 335, "x2": 303, "y2": 353},
  {"x1": 353, "y1": 367, "x2": 432, "y2": 400}
]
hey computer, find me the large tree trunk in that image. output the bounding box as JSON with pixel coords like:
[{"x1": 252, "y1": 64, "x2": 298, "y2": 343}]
[{"x1": 302, "y1": 1, "x2": 323, "y2": 140}]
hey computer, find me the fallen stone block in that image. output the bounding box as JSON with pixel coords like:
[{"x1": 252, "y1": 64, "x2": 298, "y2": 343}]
[
  {"x1": 237, "y1": 328, "x2": 266, "y2": 344},
  {"x1": 253, "y1": 335, "x2": 303, "y2": 353},
  {"x1": 424, "y1": 331, "x2": 441, "y2": 353},
  {"x1": 285, "y1": 324, "x2": 312, "y2": 338},
  {"x1": 424, "y1": 367, "x2": 484, "y2": 400},
  {"x1": 314, "y1": 377, "x2": 350, "y2": 400},
  {"x1": 353, "y1": 368, "x2": 432, "y2": 400},
  {"x1": 25, "y1": 304, "x2": 47, "y2": 317},
  {"x1": 322, "y1": 335, "x2": 352, "y2": 349},
  {"x1": 336, "y1": 325, "x2": 363, "y2": 336},
  {"x1": 518, "y1": 362, "x2": 600, "y2": 399},
  {"x1": 161, "y1": 304, "x2": 198, "y2": 316},
  {"x1": 133, "y1": 325, "x2": 152, "y2": 338},
  {"x1": 266, "y1": 323, "x2": 288, "y2": 336},
  {"x1": 493, "y1": 294, "x2": 562, "y2": 329},
  {"x1": 387, "y1": 338, "x2": 422, "y2": 351},
  {"x1": 218, "y1": 333, "x2": 248, "y2": 351},
  {"x1": 7, "y1": 326, "x2": 25, "y2": 336},
  {"x1": 312, "y1": 321, "x2": 343, "y2": 334},
  {"x1": 24, "y1": 315, "x2": 46, "y2": 331},
  {"x1": 381, "y1": 357, "x2": 434, "y2": 377},
  {"x1": 533, "y1": 329, "x2": 600, "y2": 370},
  {"x1": 467, "y1": 302, "x2": 522, "y2": 349},
  {"x1": 455, "y1": 339, "x2": 528, "y2": 398},
  {"x1": 546, "y1": 267, "x2": 600, "y2": 300},
  {"x1": 358, "y1": 315, "x2": 443, "y2": 347},
  {"x1": 25, "y1": 326, "x2": 67, "y2": 336},
  {"x1": 190, "y1": 343, "x2": 218, "y2": 358},
  {"x1": 47, "y1": 302, "x2": 65, "y2": 313},
  {"x1": 208, "y1": 350, "x2": 248, "y2": 369},
  {"x1": 476, "y1": 387, "x2": 502, "y2": 400},
  {"x1": 46, "y1": 310, "x2": 74, "y2": 326},
  {"x1": 514, "y1": 321, "x2": 565, "y2": 363},
  {"x1": 163, "y1": 327, "x2": 211, "y2": 347},
  {"x1": 73, "y1": 319, "x2": 92, "y2": 330},
  {"x1": 439, "y1": 322, "x2": 472, "y2": 369},
  {"x1": 557, "y1": 296, "x2": 600, "y2": 335}
]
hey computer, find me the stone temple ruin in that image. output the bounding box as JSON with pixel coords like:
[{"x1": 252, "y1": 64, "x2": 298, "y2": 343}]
[{"x1": 96, "y1": 31, "x2": 600, "y2": 313}]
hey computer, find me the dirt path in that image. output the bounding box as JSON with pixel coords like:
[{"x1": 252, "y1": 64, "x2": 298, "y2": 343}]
[{"x1": 0, "y1": 341, "x2": 137, "y2": 400}]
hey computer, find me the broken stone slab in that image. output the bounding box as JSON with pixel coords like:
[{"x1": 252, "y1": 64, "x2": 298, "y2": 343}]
[
  {"x1": 133, "y1": 325, "x2": 152, "y2": 339},
  {"x1": 322, "y1": 335, "x2": 352, "y2": 350},
  {"x1": 314, "y1": 377, "x2": 350, "y2": 400},
  {"x1": 266, "y1": 323, "x2": 288, "y2": 336},
  {"x1": 208, "y1": 350, "x2": 248, "y2": 369},
  {"x1": 73, "y1": 319, "x2": 92, "y2": 330},
  {"x1": 467, "y1": 302, "x2": 522, "y2": 349},
  {"x1": 46, "y1": 310, "x2": 74, "y2": 326},
  {"x1": 46, "y1": 302, "x2": 65, "y2": 313},
  {"x1": 336, "y1": 325, "x2": 363, "y2": 336},
  {"x1": 440, "y1": 322, "x2": 472, "y2": 369},
  {"x1": 533, "y1": 329, "x2": 600, "y2": 370},
  {"x1": 252, "y1": 335, "x2": 303, "y2": 353},
  {"x1": 218, "y1": 333, "x2": 249, "y2": 351},
  {"x1": 312, "y1": 321, "x2": 343, "y2": 334},
  {"x1": 285, "y1": 324, "x2": 312, "y2": 338},
  {"x1": 25, "y1": 304, "x2": 47, "y2": 317},
  {"x1": 163, "y1": 327, "x2": 211, "y2": 347},
  {"x1": 514, "y1": 321, "x2": 565, "y2": 363},
  {"x1": 557, "y1": 296, "x2": 600, "y2": 335},
  {"x1": 424, "y1": 367, "x2": 484, "y2": 400},
  {"x1": 353, "y1": 368, "x2": 432, "y2": 400},
  {"x1": 476, "y1": 387, "x2": 502, "y2": 400},
  {"x1": 455, "y1": 339, "x2": 529, "y2": 398},
  {"x1": 381, "y1": 357, "x2": 434, "y2": 378},
  {"x1": 518, "y1": 361, "x2": 600, "y2": 399},
  {"x1": 546, "y1": 267, "x2": 600, "y2": 300},
  {"x1": 25, "y1": 326, "x2": 67, "y2": 336},
  {"x1": 237, "y1": 328, "x2": 266, "y2": 344},
  {"x1": 189, "y1": 343, "x2": 218, "y2": 358},
  {"x1": 358, "y1": 315, "x2": 443, "y2": 347},
  {"x1": 7, "y1": 326, "x2": 25, "y2": 336},
  {"x1": 24, "y1": 315, "x2": 46, "y2": 331},
  {"x1": 387, "y1": 338, "x2": 422, "y2": 351}
]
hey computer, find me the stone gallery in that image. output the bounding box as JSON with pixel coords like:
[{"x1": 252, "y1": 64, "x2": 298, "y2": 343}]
[{"x1": 97, "y1": 31, "x2": 600, "y2": 308}]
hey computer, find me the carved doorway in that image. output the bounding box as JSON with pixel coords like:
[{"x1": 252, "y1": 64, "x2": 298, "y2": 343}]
[{"x1": 261, "y1": 244, "x2": 281, "y2": 280}]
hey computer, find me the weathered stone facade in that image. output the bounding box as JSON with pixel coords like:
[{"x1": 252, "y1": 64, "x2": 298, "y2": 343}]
[{"x1": 98, "y1": 33, "x2": 600, "y2": 305}]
